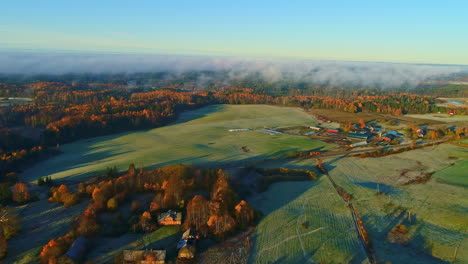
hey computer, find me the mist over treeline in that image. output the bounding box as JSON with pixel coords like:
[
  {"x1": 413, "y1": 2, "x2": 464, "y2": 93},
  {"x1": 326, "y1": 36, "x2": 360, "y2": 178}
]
[{"x1": 0, "y1": 52, "x2": 467, "y2": 92}]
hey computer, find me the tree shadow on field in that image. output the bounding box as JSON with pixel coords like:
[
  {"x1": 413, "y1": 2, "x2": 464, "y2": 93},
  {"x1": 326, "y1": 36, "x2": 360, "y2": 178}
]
[
  {"x1": 361, "y1": 213, "x2": 452, "y2": 264},
  {"x1": 169, "y1": 104, "x2": 225, "y2": 126},
  {"x1": 21, "y1": 105, "x2": 224, "y2": 183},
  {"x1": 354, "y1": 181, "x2": 401, "y2": 195}
]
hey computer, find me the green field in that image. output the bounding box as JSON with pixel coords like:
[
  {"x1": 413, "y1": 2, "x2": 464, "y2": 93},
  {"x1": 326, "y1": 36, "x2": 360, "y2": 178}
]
[
  {"x1": 247, "y1": 143, "x2": 468, "y2": 263},
  {"x1": 325, "y1": 148, "x2": 468, "y2": 263},
  {"x1": 434, "y1": 160, "x2": 468, "y2": 187},
  {"x1": 22, "y1": 105, "x2": 333, "y2": 182},
  {"x1": 248, "y1": 178, "x2": 368, "y2": 264}
]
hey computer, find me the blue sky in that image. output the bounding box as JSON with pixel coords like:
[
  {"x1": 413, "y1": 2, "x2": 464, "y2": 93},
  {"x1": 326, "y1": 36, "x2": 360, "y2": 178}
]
[{"x1": 1, "y1": 0, "x2": 467, "y2": 64}]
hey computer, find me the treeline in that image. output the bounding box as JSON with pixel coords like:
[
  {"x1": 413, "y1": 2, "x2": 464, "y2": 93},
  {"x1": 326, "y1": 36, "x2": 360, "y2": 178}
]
[
  {"x1": 0, "y1": 128, "x2": 59, "y2": 184},
  {"x1": 0, "y1": 81, "x2": 465, "y2": 182},
  {"x1": 2, "y1": 82, "x2": 464, "y2": 141}
]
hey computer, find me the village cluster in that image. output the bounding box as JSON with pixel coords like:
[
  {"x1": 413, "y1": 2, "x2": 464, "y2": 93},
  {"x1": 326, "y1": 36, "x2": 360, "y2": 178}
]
[{"x1": 228, "y1": 120, "x2": 414, "y2": 149}]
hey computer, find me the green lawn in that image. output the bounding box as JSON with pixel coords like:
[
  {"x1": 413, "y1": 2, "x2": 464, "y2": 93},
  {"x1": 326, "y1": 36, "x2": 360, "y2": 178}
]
[{"x1": 22, "y1": 105, "x2": 332, "y2": 183}]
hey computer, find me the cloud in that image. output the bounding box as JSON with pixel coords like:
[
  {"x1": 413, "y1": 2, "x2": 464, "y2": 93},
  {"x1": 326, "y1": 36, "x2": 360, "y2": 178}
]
[{"x1": 0, "y1": 52, "x2": 465, "y2": 88}]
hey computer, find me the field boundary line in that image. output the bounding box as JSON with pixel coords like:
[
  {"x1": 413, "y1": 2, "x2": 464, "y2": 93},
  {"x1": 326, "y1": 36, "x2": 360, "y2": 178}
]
[{"x1": 256, "y1": 227, "x2": 327, "y2": 258}]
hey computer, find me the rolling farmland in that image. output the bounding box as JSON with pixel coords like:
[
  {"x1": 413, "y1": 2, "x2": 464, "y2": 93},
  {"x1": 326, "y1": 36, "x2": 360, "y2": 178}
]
[
  {"x1": 248, "y1": 179, "x2": 368, "y2": 264},
  {"x1": 21, "y1": 105, "x2": 333, "y2": 183},
  {"x1": 324, "y1": 144, "x2": 468, "y2": 263},
  {"x1": 247, "y1": 143, "x2": 468, "y2": 263}
]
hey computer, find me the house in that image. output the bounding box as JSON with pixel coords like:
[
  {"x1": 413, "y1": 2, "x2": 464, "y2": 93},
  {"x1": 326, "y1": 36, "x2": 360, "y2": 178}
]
[
  {"x1": 123, "y1": 250, "x2": 166, "y2": 264},
  {"x1": 157, "y1": 210, "x2": 182, "y2": 225},
  {"x1": 177, "y1": 229, "x2": 198, "y2": 249},
  {"x1": 416, "y1": 129, "x2": 426, "y2": 137},
  {"x1": 65, "y1": 237, "x2": 88, "y2": 263},
  {"x1": 449, "y1": 110, "x2": 455, "y2": 115}
]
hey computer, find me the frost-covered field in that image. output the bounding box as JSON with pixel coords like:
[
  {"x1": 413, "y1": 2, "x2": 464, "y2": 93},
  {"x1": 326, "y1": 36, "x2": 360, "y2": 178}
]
[
  {"x1": 250, "y1": 143, "x2": 467, "y2": 263},
  {"x1": 22, "y1": 105, "x2": 333, "y2": 182},
  {"x1": 249, "y1": 179, "x2": 368, "y2": 264},
  {"x1": 325, "y1": 144, "x2": 468, "y2": 263}
]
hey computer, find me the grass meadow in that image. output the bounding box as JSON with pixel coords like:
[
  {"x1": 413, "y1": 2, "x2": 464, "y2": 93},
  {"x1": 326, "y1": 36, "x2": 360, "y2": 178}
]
[
  {"x1": 22, "y1": 105, "x2": 333, "y2": 183},
  {"x1": 248, "y1": 178, "x2": 368, "y2": 264},
  {"x1": 246, "y1": 143, "x2": 467, "y2": 263}
]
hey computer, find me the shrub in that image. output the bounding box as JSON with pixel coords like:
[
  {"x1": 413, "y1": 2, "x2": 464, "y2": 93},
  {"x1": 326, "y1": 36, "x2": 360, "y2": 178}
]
[
  {"x1": 12, "y1": 182, "x2": 30, "y2": 204},
  {"x1": 0, "y1": 184, "x2": 12, "y2": 203},
  {"x1": 0, "y1": 230, "x2": 6, "y2": 260},
  {"x1": 37, "y1": 176, "x2": 53, "y2": 186},
  {"x1": 130, "y1": 200, "x2": 142, "y2": 214},
  {"x1": 107, "y1": 198, "x2": 118, "y2": 211}
]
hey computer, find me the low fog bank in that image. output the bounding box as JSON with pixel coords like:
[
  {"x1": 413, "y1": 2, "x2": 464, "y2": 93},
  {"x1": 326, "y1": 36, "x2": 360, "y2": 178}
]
[{"x1": 0, "y1": 52, "x2": 466, "y2": 89}]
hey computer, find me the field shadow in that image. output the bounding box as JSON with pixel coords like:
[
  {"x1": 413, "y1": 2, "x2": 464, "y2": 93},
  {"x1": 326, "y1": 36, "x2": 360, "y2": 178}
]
[
  {"x1": 362, "y1": 214, "x2": 453, "y2": 264},
  {"x1": 354, "y1": 181, "x2": 401, "y2": 195},
  {"x1": 21, "y1": 105, "x2": 225, "y2": 182},
  {"x1": 169, "y1": 104, "x2": 225, "y2": 126}
]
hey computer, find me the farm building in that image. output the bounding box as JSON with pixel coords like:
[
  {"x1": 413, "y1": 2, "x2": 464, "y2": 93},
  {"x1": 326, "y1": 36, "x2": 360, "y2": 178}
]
[
  {"x1": 347, "y1": 133, "x2": 368, "y2": 140},
  {"x1": 258, "y1": 129, "x2": 283, "y2": 135},
  {"x1": 123, "y1": 250, "x2": 166, "y2": 264},
  {"x1": 158, "y1": 210, "x2": 182, "y2": 225},
  {"x1": 181, "y1": 228, "x2": 198, "y2": 241},
  {"x1": 305, "y1": 132, "x2": 316, "y2": 136},
  {"x1": 65, "y1": 236, "x2": 88, "y2": 263},
  {"x1": 177, "y1": 229, "x2": 198, "y2": 260},
  {"x1": 381, "y1": 134, "x2": 397, "y2": 141},
  {"x1": 349, "y1": 141, "x2": 368, "y2": 148},
  {"x1": 384, "y1": 131, "x2": 403, "y2": 137},
  {"x1": 228, "y1": 128, "x2": 252, "y2": 132},
  {"x1": 308, "y1": 126, "x2": 321, "y2": 130},
  {"x1": 178, "y1": 246, "x2": 196, "y2": 259},
  {"x1": 327, "y1": 129, "x2": 340, "y2": 134}
]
